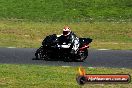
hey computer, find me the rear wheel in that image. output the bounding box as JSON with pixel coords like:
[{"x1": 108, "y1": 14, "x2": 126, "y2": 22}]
[{"x1": 76, "y1": 49, "x2": 88, "y2": 62}]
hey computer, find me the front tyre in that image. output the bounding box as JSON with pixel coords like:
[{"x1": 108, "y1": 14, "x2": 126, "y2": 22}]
[{"x1": 35, "y1": 46, "x2": 44, "y2": 59}]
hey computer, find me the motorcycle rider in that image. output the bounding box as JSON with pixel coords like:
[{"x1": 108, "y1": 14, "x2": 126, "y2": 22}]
[{"x1": 59, "y1": 26, "x2": 80, "y2": 54}]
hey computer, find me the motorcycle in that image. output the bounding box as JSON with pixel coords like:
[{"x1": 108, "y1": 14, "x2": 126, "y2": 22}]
[{"x1": 35, "y1": 34, "x2": 92, "y2": 62}]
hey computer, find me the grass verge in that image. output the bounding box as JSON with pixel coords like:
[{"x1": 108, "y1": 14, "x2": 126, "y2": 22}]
[
  {"x1": 0, "y1": 20, "x2": 132, "y2": 50},
  {"x1": 0, "y1": 0, "x2": 132, "y2": 22},
  {"x1": 0, "y1": 64, "x2": 131, "y2": 88}
]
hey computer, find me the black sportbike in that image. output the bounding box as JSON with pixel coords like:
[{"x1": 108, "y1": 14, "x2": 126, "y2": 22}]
[{"x1": 35, "y1": 34, "x2": 92, "y2": 61}]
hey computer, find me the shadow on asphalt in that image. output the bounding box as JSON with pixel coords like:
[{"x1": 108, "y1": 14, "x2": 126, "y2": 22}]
[{"x1": 32, "y1": 58, "x2": 83, "y2": 62}]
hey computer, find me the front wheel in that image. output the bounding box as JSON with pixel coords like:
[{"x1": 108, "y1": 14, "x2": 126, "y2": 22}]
[
  {"x1": 75, "y1": 49, "x2": 88, "y2": 62},
  {"x1": 35, "y1": 46, "x2": 44, "y2": 59},
  {"x1": 35, "y1": 46, "x2": 49, "y2": 60}
]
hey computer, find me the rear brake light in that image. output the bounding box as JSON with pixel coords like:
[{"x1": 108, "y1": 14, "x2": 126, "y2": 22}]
[{"x1": 79, "y1": 45, "x2": 89, "y2": 50}]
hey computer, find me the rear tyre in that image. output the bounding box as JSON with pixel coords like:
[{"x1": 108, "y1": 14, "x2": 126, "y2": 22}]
[{"x1": 76, "y1": 49, "x2": 88, "y2": 62}]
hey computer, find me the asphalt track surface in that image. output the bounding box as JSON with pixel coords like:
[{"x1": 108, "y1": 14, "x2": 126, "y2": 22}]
[{"x1": 0, "y1": 48, "x2": 132, "y2": 68}]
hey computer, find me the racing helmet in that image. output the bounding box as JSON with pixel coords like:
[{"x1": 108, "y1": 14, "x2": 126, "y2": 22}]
[{"x1": 63, "y1": 26, "x2": 71, "y2": 36}]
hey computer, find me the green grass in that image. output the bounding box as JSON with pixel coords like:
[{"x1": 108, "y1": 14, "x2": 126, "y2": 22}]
[
  {"x1": 0, "y1": 0, "x2": 132, "y2": 22},
  {"x1": 0, "y1": 20, "x2": 132, "y2": 49},
  {"x1": 0, "y1": 64, "x2": 131, "y2": 88},
  {"x1": 0, "y1": 0, "x2": 132, "y2": 49}
]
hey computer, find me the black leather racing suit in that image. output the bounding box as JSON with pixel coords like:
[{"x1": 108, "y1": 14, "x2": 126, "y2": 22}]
[{"x1": 58, "y1": 32, "x2": 79, "y2": 53}]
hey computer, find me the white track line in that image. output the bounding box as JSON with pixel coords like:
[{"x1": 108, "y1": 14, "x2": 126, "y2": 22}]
[
  {"x1": 88, "y1": 67, "x2": 94, "y2": 69},
  {"x1": 97, "y1": 49, "x2": 110, "y2": 50},
  {"x1": 7, "y1": 47, "x2": 16, "y2": 48},
  {"x1": 62, "y1": 66, "x2": 71, "y2": 67}
]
